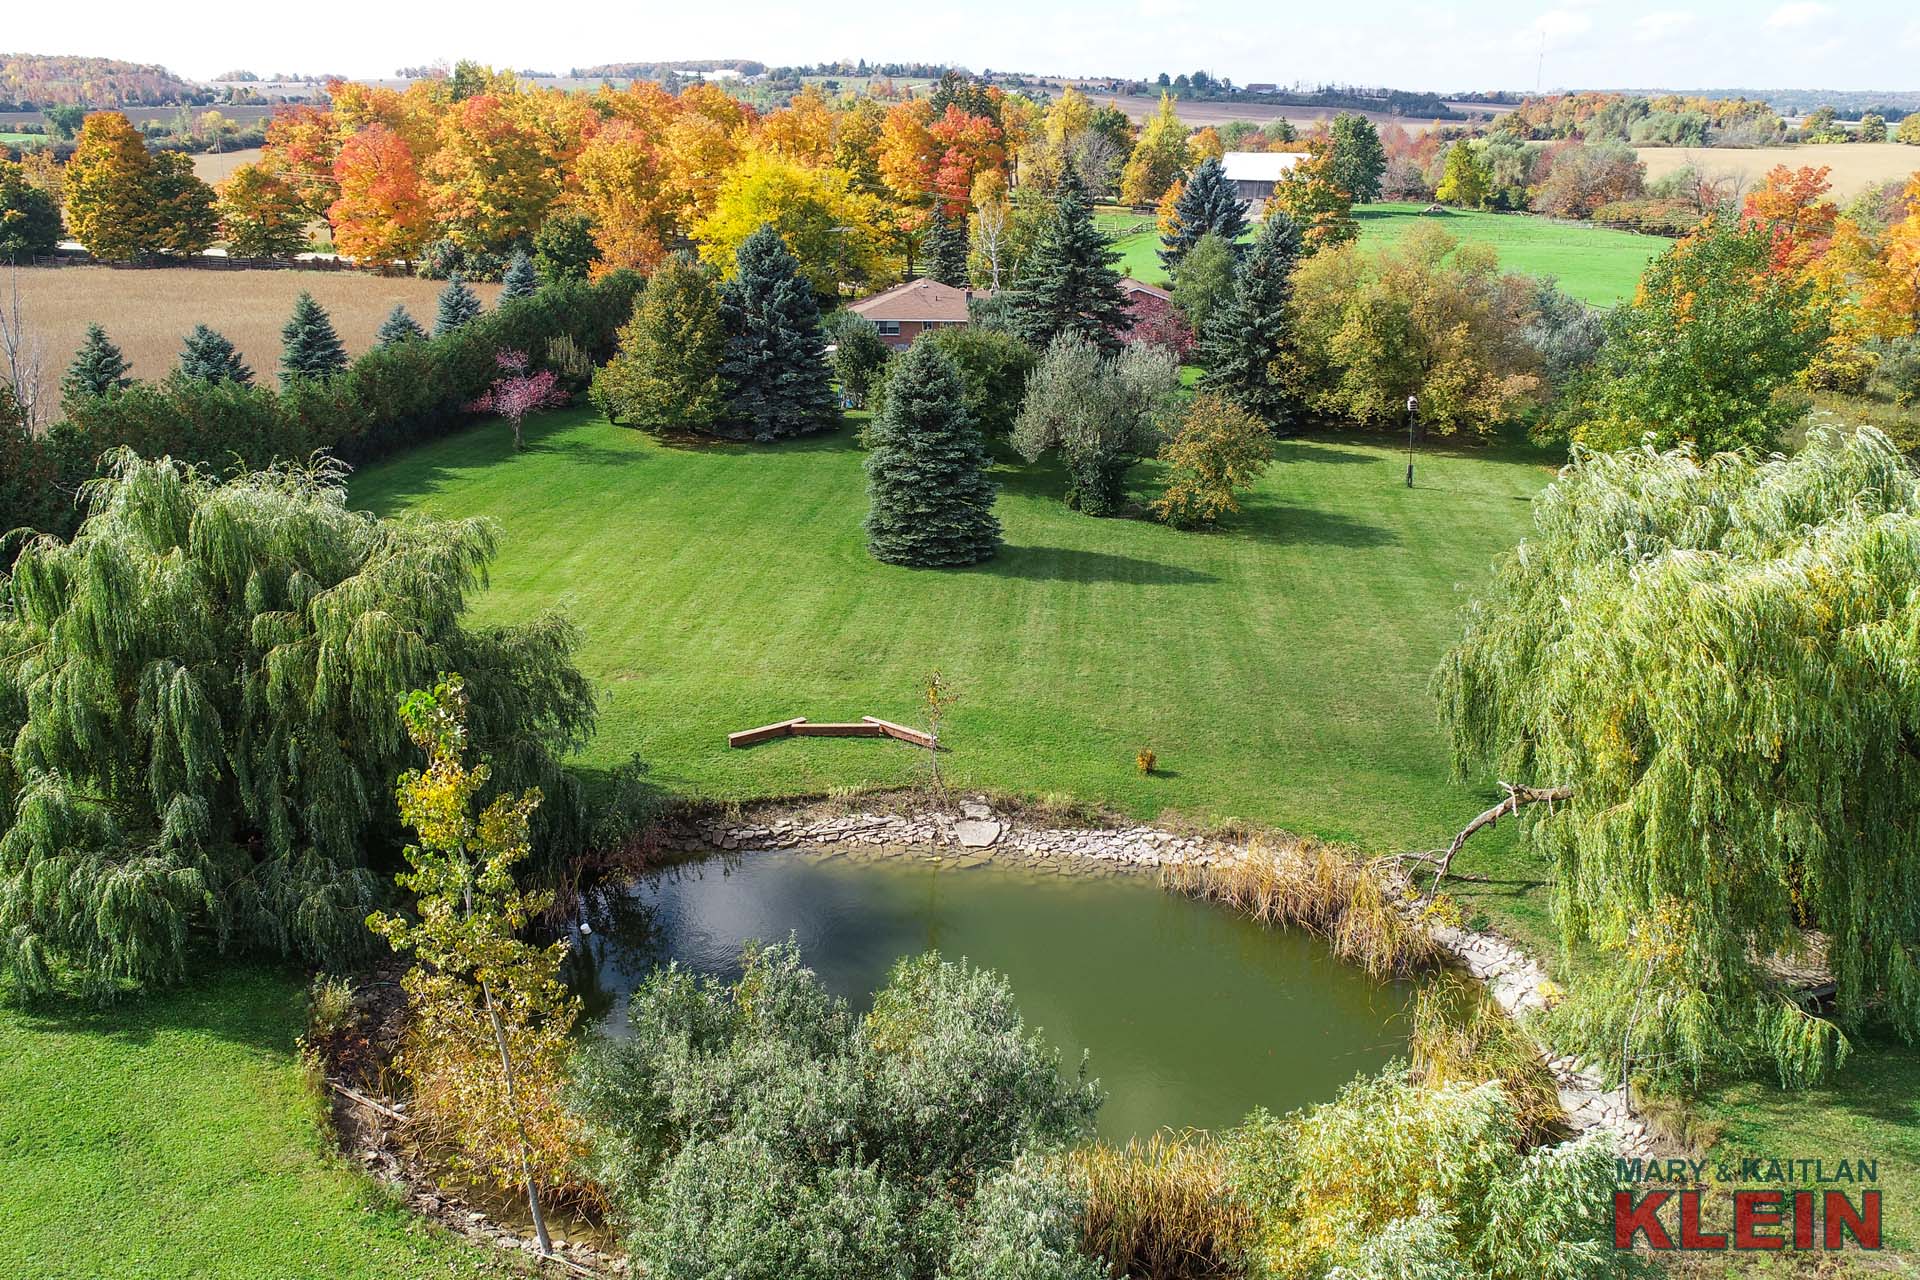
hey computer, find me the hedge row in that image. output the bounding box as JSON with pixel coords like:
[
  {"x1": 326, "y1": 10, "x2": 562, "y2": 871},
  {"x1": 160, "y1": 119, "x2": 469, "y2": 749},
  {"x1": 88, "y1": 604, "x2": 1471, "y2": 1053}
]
[{"x1": 3, "y1": 271, "x2": 643, "y2": 546}]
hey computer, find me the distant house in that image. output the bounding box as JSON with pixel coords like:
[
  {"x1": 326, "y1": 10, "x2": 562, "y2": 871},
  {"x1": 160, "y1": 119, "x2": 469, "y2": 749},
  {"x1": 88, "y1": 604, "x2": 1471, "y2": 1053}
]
[
  {"x1": 1244, "y1": 83, "x2": 1278, "y2": 95},
  {"x1": 1118, "y1": 277, "x2": 1172, "y2": 308},
  {"x1": 846, "y1": 278, "x2": 980, "y2": 350},
  {"x1": 1221, "y1": 151, "x2": 1309, "y2": 209}
]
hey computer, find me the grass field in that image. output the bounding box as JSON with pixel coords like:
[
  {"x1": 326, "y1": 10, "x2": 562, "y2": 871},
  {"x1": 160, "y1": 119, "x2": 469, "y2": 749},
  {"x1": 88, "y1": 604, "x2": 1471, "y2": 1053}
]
[
  {"x1": 351, "y1": 407, "x2": 1557, "y2": 863},
  {"x1": 1637, "y1": 142, "x2": 1918, "y2": 199},
  {"x1": 12, "y1": 265, "x2": 500, "y2": 412},
  {"x1": 1109, "y1": 203, "x2": 1669, "y2": 305},
  {"x1": 0, "y1": 966, "x2": 523, "y2": 1280}
]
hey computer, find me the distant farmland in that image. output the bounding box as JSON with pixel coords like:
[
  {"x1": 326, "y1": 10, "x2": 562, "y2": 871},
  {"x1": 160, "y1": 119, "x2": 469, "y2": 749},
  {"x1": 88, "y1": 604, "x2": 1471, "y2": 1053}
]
[
  {"x1": 12, "y1": 266, "x2": 501, "y2": 412},
  {"x1": 189, "y1": 146, "x2": 265, "y2": 184},
  {"x1": 1637, "y1": 142, "x2": 1917, "y2": 198}
]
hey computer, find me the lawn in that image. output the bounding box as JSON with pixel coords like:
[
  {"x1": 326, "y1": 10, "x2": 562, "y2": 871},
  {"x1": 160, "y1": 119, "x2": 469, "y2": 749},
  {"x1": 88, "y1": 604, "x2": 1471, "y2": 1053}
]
[
  {"x1": 0, "y1": 967, "x2": 523, "y2": 1280},
  {"x1": 1111, "y1": 203, "x2": 1670, "y2": 305},
  {"x1": 351, "y1": 407, "x2": 1556, "y2": 868}
]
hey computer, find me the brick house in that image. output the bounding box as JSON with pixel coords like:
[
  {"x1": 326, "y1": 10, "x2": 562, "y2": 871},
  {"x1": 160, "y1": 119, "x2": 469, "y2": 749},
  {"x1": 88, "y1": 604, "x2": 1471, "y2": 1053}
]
[{"x1": 846, "y1": 278, "x2": 979, "y2": 350}]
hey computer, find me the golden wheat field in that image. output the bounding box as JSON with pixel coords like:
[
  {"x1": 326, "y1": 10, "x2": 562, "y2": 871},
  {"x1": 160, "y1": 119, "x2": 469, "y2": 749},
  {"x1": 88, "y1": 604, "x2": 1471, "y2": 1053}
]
[
  {"x1": 1637, "y1": 142, "x2": 1919, "y2": 198},
  {"x1": 188, "y1": 146, "x2": 266, "y2": 185},
  {"x1": 11, "y1": 265, "x2": 502, "y2": 412}
]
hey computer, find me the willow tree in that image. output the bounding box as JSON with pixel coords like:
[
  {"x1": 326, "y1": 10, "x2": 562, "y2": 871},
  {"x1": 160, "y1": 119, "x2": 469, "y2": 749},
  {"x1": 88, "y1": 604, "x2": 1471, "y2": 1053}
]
[
  {"x1": 1435, "y1": 427, "x2": 1920, "y2": 1087},
  {"x1": 0, "y1": 451, "x2": 596, "y2": 995}
]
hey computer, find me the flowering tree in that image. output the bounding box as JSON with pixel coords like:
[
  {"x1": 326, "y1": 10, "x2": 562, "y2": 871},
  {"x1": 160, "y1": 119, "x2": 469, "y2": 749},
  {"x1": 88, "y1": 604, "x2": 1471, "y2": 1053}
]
[{"x1": 470, "y1": 349, "x2": 567, "y2": 451}]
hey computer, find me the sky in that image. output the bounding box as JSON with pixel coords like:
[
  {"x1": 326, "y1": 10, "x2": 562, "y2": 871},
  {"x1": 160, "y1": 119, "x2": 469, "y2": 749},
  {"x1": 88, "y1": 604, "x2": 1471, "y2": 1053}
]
[{"x1": 14, "y1": 0, "x2": 1920, "y2": 93}]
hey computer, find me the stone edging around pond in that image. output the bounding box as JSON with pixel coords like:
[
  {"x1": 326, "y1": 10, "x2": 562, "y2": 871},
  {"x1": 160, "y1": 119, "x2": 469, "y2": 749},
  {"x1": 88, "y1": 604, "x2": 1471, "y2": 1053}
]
[{"x1": 656, "y1": 795, "x2": 1660, "y2": 1158}]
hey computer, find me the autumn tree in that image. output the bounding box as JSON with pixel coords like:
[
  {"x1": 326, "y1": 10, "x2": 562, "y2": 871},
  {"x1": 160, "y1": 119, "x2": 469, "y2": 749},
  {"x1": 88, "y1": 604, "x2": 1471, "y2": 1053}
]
[
  {"x1": 1152, "y1": 392, "x2": 1275, "y2": 527},
  {"x1": 864, "y1": 340, "x2": 1001, "y2": 567},
  {"x1": 1434, "y1": 141, "x2": 1490, "y2": 209},
  {"x1": 1437, "y1": 426, "x2": 1920, "y2": 1088},
  {"x1": 1004, "y1": 171, "x2": 1130, "y2": 355},
  {"x1": 1741, "y1": 164, "x2": 1838, "y2": 274},
  {"x1": 695, "y1": 149, "x2": 891, "y2": 296},
  {"x1": 716, "y1": 225, "x2": 840, "y2": 440},
  {"x1": 1272, "y1": 139, "x2": 1358, "y2": 252},
  {"x1": 591, "y1": 252, "x2": 725, "y2": 433},
  {"x1": 369, "y1": 675, "x2": 582, "y2": 1257},
  {"x1": 573, "y1": 118, "x2": 675, "y2": 276},
  {"x1": 531, "y1": 210, "x2": 598, "y2": 283},
  {"x1": 1198, "y1": 212, "x2": 1306, "y2": 430},
  {"x1": 426, "y1": 89, "x2": 587, "y2": 256},
  {"x1": 1552, "y1": 217, "x2": 1825, "y2": 453},
  {"x1": 261, "y1": 103, "x2": 342, "y2": 217},
  {"x1": 65, "y1": 112, "x2": 216, "y2": 260},
  {"x1": 329, "y1": 124, "x2": 433, "y2": 267},
  {"x1": 217, "y1": 163, "x2": 310, "y2": 259},
  {"x1": 1119, "y1": 93, "x2": 1188, "y2": 207},
  {"x1": 470, "y1": 350, "x2": 566, "y2": 451}
]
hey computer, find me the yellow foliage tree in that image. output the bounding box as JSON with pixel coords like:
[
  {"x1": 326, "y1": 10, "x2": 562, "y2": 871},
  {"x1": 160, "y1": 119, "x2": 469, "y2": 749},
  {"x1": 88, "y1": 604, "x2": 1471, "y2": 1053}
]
[
  {"x1": 574, "y1": 119, "x2": 674, "y2": 275},
  {"x1": 694, "y1": 149, "x2": 892, "y2": 295},
  {"x1": 63, "y1": 112, "x2": 159, "y2": 260},
  {"x1": 1119, "y1": 93, "x2": 1189, "y2": 206},
  {"x1": 218, "y1": 162, "x2": 311, "y2": 259}
]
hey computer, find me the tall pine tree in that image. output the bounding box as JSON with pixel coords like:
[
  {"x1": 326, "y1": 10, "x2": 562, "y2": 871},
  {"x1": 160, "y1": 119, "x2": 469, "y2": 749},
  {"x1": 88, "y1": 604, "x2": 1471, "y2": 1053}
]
[
  {"x1": 1198, "y1": 211, "x2": 1305, "y2": 431},
  {"x1": 924, "y1": 205, "x2": 970, "y2": 287},
  {"x1": 1160, "y1": 157, "x2": 1247, "y2": 271},
  {"x1": 279, "y1": 291, "x2": 348, "y2": 386},
  {"x1": 376, "y1": 304, "x2": 426, "y2": 346},
  {"x1": 61, "y1": 323, "x2": 132, "y2": 406},
  {"x1": 436, "y1": 274, "x2": 484, "y2": 336},
  {"x1": 177, "y1": 325, "x2": 252, "y2": 385},
  {"x1": 864, "y1": 341, "x2": 1000, "y2": 567},
  {"x1": 717, "y1": 224, "x2": 839, "y2": 441},
  {"x1": 500, "y1": 250, "x2": 540, "y2": 300},
  {"x1": 1005, "y1": 170, "x2": 1129, "y2": 355}
]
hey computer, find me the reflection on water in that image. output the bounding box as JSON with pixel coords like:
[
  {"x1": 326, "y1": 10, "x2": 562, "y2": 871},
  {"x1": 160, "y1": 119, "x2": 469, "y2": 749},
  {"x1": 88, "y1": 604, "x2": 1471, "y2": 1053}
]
[{"x1": 572, "y1": 849, "x2": 1416, "y2": 1140}]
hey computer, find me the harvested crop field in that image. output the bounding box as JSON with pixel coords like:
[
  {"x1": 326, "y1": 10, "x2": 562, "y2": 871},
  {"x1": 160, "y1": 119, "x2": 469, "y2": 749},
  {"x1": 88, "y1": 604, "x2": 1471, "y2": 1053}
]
[
  {"x1": 10, "y1": 265, "x2": 501, "y2": 410},
  {"x1": 189, "y1": 147, "x2": 265, "y2": 185},
  {"x1": 1636, "y1": 142, "x2": 1918, "y2": 198}
]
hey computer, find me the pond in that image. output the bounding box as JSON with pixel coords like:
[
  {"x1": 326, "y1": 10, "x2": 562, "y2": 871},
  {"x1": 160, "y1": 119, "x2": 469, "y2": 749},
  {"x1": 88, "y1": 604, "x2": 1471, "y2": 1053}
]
[{"x1": 574, "y1": 848, "x2": 1418, "y2": 1140}]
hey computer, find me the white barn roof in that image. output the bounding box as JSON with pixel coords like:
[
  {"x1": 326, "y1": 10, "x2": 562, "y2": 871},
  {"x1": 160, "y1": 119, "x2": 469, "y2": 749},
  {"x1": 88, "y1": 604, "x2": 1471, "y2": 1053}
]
[{"x1": 1220, "y1": 151, "x2": 1309, "y2": 183}]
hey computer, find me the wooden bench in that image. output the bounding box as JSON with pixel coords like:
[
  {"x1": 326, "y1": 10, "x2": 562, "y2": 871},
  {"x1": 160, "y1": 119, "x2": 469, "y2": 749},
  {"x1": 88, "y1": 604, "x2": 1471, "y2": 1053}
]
[{"x1": 726, "y1": 715, "x2": 938, "y2": 750}]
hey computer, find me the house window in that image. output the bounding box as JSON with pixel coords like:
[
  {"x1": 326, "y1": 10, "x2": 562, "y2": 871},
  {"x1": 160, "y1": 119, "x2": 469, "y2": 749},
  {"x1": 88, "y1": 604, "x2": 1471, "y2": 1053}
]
[{"x1": 876, "y1": 320, "x2": 901, "y2": 337}]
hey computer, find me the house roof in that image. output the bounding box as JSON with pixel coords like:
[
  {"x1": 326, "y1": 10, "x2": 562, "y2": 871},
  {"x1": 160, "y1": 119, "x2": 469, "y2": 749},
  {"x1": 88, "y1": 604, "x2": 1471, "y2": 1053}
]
[
  {"x1": 847, "y1": 278, "x2": 977, "y2": 324},
  {"x1": 1118, "y1": 277, "x2": 1172, "y2": 303},
  {"x1": 1221, "y1": 151, "x2": 1309, "y2": 183}
]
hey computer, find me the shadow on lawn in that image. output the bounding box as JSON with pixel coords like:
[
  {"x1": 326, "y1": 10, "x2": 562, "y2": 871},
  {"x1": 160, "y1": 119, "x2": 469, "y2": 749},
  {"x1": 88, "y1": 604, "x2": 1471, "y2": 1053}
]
[
  {"x1": 981, "y1": 545, "x2": 1218, "y2": 584},
  {"x1": 7, "y1": 962, "x2": 305, "y2": 1060},
  {"x1": 1235, "y1": 498, "x2": 1399, "y2": 549}
]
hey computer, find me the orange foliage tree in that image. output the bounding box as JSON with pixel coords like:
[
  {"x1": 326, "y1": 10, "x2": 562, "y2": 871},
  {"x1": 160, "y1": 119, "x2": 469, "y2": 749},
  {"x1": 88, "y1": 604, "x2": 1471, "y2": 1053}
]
[
  {"x1": 1741, "y1": 165, "x2": 1838, "y2": 274},
  {"x1": 329, "y1": 124, "x2": 434, "y2": 266}
]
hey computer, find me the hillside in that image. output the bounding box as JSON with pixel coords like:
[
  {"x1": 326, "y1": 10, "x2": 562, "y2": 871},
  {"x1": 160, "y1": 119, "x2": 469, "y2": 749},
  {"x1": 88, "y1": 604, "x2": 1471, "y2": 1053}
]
[{"x1": 0, "y1": 52, "x2": 206, "y2": 109}]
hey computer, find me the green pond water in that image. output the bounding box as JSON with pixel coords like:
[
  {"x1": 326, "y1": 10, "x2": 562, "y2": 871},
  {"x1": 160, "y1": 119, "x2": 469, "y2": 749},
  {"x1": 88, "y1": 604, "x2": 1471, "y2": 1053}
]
[{"x1": 575, "y1": 849, "x2": 1417, "y2": 1140}]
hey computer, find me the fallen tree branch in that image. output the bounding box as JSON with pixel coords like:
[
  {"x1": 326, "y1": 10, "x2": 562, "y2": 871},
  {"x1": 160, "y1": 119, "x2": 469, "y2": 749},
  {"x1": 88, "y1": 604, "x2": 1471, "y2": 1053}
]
[
  {"x1": 1415, "y1": 782, "x2": 1574, "y2": 898},
  {"x1": 326, "y1": 1077, "x2": 410, "y2": 1124}
]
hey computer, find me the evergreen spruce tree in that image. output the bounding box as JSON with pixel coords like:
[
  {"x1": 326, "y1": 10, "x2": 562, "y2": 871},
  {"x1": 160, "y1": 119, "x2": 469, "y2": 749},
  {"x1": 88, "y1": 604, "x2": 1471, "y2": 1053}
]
[
  {"x1": 61, "y1": 323, "x2": 132, "y2": 405},
  {"x1": 717, "y1": 224, "x2": 840, "y2": 441},
  {"x1": 278, "y1": 291, "x2": 348, "y2": 386},
  {"x1": 500, "y1": 249, "x2": 540, "y2": 300},
  {"x1": 177, "y1": 324, "x2": 253, "y2": 385},
  {"x1": 1159, "y1": 156, "x2": 1248, "y2": 271},
  {"x1": 1004, "y1": 170, "x2": 1129, "y2": 355},
  {"x1": 435, "y1": 273, "x2": 484, "y2": 337},
  {"x1": 925, "y1": 205, "x2": 970, "y2": 287},
  {"x1": 1197, "y1": 211, "x2": 1305, "y2": 431},
  {"x1": 864, "y1": 341, "x2": 1000, "y2": 567},
  {"x1": 375, "y1": 304, "x2": 427, "y2": 346}
]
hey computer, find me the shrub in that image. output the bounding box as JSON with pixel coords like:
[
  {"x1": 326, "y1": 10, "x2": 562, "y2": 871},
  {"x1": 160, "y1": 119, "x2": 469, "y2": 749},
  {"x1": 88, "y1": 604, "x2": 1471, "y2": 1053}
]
[
  {"x1": 570, "y1": 942, "x2": 1104, "y2": 1279},
  {"x1": 1588, "y1": 198, "x2": 1703, "y2": 236},
  {"x1": 924, "y1": 324, "x2": 1037, "y2": 437},
  {"x1": 1136, "y1": 748, "x2": 1157, "y2": 775},
  {"x1": 1880, "y1": 336, "x2": 1920, "y2": 406},
  {"x1": 1152, "y1": 393, "x2": 1274, "y2": 528}
]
